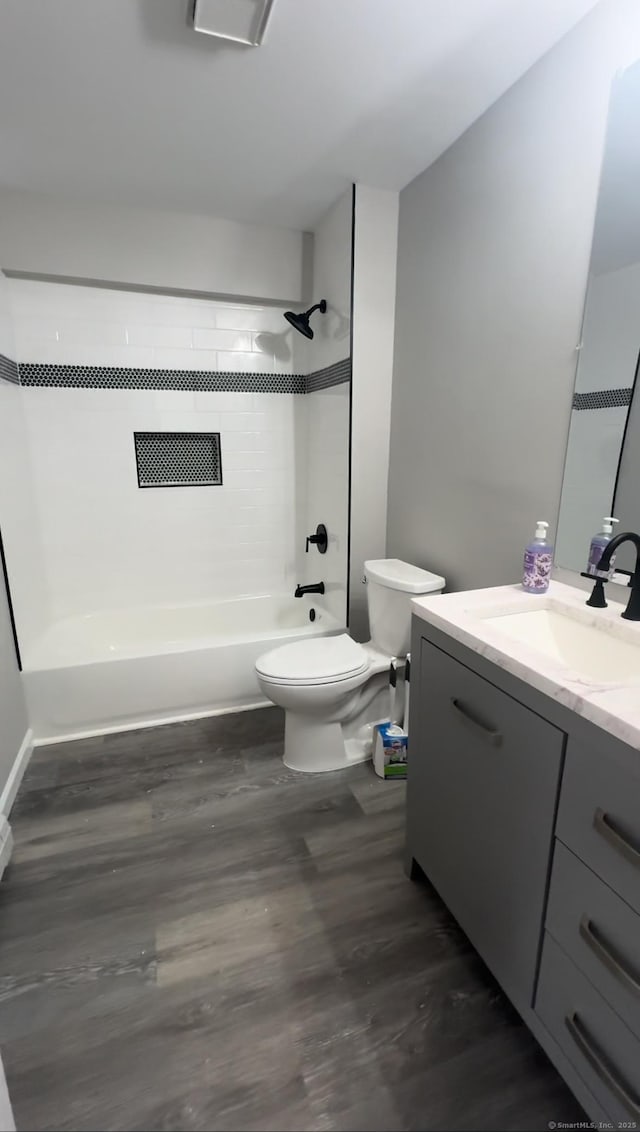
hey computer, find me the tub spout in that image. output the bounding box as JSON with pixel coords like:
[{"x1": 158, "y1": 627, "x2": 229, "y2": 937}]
[{"x1": 294, "y1": 582, "x2": 325, "y2": 598}]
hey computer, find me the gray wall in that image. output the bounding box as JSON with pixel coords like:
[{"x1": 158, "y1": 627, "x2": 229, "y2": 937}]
[{"x1": 387, "y1": 1, "x2": 640, "y2": 592}]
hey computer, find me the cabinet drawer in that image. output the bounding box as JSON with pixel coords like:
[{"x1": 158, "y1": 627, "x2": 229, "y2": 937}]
[
  {"x1": 536, "y1": 933, "x2": 640, "y2": 1123},
  {"x1": 547, "y1": 841, "x2": 640, "y2": 1041},
  {"x1": 557, "y1": 737, "x2": 640, "y2": 916},
  {"x1": 408, "y1": 641, "x2": 564, "y2": 1010}
]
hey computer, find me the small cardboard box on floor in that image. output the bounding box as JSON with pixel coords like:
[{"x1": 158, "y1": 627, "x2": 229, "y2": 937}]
[
  {"x1": 373, "y1": 722, "x2": 408, "y2": 779},
  {"x1": 373, "y1": 656, "x2": 409, "y2": 779}
]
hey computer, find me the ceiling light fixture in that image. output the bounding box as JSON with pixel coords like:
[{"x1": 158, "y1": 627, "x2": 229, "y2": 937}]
[{"x1": 190, "y1": 0, "x2": 276, "y2": 47}]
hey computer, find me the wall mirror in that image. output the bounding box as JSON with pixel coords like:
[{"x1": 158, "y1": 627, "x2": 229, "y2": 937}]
[{"x1": 556, "y1": 58, "x2": 640, "y2": 580}]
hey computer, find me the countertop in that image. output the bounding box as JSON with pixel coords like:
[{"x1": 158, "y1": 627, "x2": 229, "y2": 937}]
[{"x1": 412, "y1": 580, "x2": 640, "y2": 751}]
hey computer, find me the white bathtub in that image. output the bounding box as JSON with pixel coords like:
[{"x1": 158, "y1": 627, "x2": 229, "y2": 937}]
[{"x1": 22, "y1": 594, "x2": 341, "y2": 742}]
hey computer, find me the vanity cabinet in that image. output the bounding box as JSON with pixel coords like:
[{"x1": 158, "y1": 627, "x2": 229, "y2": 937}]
[
  {"x1": 407, "y1": 640, "x2": 563, "y2": 1012},
  {"x1": 408, "y1": 617, "x2": 640, "y2": 1125}
]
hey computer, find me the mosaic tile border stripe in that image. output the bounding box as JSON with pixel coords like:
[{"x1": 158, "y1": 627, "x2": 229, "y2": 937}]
[
  {"x1": 0, "y1": 354, "x2": 19, "y2": 386},
  {"x1": 573, "y1": 388, "x2": 632, "y2": 410},
  {"x1": 306, "y1": 357, "x2": 351, "y2": 393},
  {"x1": 17, "y1": 359, "x2": 352, "y2": 394},
  {"x1": 19, "y1": 364, "x2": 305, "y2": 395}
]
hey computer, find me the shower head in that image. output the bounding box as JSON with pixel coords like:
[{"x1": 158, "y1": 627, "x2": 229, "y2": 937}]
[{"x1": 284, "y1": 299, "x2": 327, "y2": 340}]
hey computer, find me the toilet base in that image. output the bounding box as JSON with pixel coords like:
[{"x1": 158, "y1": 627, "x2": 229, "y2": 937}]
[{"x1": 283, "y1": 711, "x2": 379, "y2": 774}]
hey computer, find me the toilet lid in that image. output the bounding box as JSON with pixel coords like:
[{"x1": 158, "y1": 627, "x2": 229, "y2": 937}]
[{"x1": 256, "y1": 633, "x2": 369, "y2": 686}]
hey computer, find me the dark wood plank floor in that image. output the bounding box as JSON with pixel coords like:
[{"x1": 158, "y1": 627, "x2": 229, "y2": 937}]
[{"x1": 0, "y1": 707, "x2": 585, "y2": 1131}]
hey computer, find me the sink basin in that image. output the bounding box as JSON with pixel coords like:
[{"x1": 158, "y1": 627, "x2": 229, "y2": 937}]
[{"x1": 477, "y1": 605, "x2": 640, "y2": 684}]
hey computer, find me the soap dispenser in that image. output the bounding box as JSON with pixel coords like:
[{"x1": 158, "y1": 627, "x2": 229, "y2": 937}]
[
  {"x1": 587, "y1": 517, "x2": 620, "y2": 579},
  {"x1": 522, "y1": 521, "x2": 553, "y2": 594}
]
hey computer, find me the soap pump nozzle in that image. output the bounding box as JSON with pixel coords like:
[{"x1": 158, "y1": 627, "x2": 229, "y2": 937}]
[{"x1": 534, "y1": 521, "x2": 550, "y2": 541}]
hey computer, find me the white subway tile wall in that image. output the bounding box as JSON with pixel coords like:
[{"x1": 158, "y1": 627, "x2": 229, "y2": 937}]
[
  {"x1": 22, "y1": 387, "x2": 302, "y2": 624},
  {"x1": 8, "y1": 280, "x2": 308, "y2": 632},
  {"x1": 10, "y1": 279, "x2": 295, "y2": 374},
  {"x1": 0, "y1": 273, "x2": 17, "y2": 361},
  {"x1": 0, "y1": 276, "x2": 49, "y2": 653},
  {"x1": 300, "y1": 384, "x2": 350, "y2": 625}
]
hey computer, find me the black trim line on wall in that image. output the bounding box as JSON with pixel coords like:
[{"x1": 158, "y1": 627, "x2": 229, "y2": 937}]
[
  {"x1": 0, "y1": 526, "x2": 22, "y2": 672},
  {"x1": 346, "y1": 183, "x2": 356, "y2": 632},
  {"x1": 611, "y1": 347, "x2": 640, "y2": 519}
]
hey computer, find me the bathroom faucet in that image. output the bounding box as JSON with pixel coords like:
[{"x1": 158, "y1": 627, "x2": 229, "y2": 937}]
[
  {"x1": 587, "y1": 531, "x2": 640, "y2": 621},
  {"x1": 294, "y1": 582, "x2": 325, "y2": 598}
]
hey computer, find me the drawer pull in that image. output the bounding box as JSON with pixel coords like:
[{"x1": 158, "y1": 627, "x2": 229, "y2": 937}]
[
  {"x1": 593, "y1": 808, "x2": 640, "y2": 870},
  {"x1": 579, "y1": 916, "x2": 640, "y2": 999},
  {"x1": 450, "y1": 698, "x2": 502, "y2": 747},
  {"x1": 565, "y1": 1012, "x2": 640, "y2": 1118}
]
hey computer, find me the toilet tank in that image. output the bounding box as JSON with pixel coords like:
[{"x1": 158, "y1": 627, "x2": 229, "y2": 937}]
[{"x1": 365, "y1": 559, "x2": 445, "y2": 657}]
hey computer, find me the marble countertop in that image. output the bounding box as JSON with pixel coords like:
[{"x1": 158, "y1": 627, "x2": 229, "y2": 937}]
[{"x1": 412, "y1": 580, "x2": 640, "y2": 751}]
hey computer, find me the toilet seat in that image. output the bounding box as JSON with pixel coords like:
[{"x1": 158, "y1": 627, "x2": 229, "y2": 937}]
[{"x1": 256, "y1": 633, "x2": 369, "y2": 687}]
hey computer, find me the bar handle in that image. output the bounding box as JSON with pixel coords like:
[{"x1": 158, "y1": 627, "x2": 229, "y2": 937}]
[
  {"x1": 593, "y1": 807, "x2": 640, "y2": 870},
  {"x1": 450, "y1": 698, "x2": 502, "y2": 748},
  {"x1": 564, "y1": 1012, "x2": 640, "y2": 1118},
  {"x1": 579, "y1": 916, "x2": 640, "y2": 999}
]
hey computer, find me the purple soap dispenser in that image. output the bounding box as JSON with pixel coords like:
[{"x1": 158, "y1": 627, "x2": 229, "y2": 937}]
[
  {"x1": 522, "y1": 521, "x2": 553, "y2": 594},
  {"x1": 587, "y1": 517, "x2": 620, "y2": 579}
]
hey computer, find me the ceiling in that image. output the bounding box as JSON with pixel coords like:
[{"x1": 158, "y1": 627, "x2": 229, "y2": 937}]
[{"x1": 0, "y1": 0, "x2": 600, "y2": 231}]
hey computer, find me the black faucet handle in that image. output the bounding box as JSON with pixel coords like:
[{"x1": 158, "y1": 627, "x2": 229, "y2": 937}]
[
  {"x1": 581, "y1": 572, "x2": 608, "y2": 609},
  {"x1": 305, "y1": 524, "x2": 328, "y2": 554}
]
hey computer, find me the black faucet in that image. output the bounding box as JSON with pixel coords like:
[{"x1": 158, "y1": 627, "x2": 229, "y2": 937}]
[
  {"x1": 587, "y1": 531, "x2": 640, "y2": 621},
  {"x1": 294, "y1": 582, "x2": 325, "y2": 598}
]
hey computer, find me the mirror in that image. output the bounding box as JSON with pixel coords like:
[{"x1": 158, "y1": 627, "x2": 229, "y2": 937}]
[{"x1": 556, "y1": 59, "x2": 640, "y2": 578}]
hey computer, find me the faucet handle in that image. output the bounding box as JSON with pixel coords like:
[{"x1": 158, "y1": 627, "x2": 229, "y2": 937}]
[
  {"x1": 305, "y1": 523, "x2": 328, "y2": 554},
  {"x1": 581, "y1": 572, "x2": 608, "y2": 609}
]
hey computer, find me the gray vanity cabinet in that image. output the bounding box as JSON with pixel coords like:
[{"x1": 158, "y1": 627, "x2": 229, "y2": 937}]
[
  {"x1": 407, "y1": 639, "x2": 564, "y2": 1012},
  {"x1": 408, "y1": 616, "x2": 640, "y2": 1125}
]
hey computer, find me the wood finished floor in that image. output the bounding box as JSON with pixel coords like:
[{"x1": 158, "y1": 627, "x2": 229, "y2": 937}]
[{"x1": 0, "y1": 706, "x2": 586, "y2": 1132}]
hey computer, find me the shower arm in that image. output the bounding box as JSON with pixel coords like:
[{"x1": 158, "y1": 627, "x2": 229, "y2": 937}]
[{"x1": 304, "y1": 300, "x2": 327, "y2": 318}]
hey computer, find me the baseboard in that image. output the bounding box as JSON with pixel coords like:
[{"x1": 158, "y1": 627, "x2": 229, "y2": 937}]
[
  {"x1": 32, "y1": 699, "x2": 270, "y2": 746},
  {"x1": 0, "y1": 729, "x2": 33, "y2": 818}
]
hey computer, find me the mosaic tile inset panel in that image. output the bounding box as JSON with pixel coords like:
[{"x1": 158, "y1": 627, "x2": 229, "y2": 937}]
[{"x1": 134, "y1": 432, "x2": 222, "y2": 488}]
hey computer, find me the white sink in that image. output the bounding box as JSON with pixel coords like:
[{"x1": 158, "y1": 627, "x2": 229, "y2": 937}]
[{"x1": 477, "y1": 605, "x2": 640, "y2": 684}]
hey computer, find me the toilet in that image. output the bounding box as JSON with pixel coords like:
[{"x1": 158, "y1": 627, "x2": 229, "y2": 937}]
[{"x1": 255, "y1": 559, "x2": 445, "y2": 773}]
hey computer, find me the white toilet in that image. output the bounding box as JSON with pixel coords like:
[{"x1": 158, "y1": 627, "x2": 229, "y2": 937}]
[{"x1": 255, "y1": 559, "x2": 445, "y2": 773}]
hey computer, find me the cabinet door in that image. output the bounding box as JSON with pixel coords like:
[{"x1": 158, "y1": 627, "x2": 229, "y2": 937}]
[{"x1": 407, "y1": 639, "x2": 564, "y2": 1008}]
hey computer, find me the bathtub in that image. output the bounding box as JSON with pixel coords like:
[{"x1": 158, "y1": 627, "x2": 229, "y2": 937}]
[{"x1": 22, "y1": 594, "x2": 341, "y2": 742}]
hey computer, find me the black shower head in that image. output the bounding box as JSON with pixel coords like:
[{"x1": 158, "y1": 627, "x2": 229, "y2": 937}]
[{"x1": 284, "y1": 299, "x2": 327, "y2": 340}]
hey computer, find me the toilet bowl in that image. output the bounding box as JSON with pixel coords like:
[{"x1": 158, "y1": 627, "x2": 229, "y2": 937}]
[{"x1": 255, "y1": 559, "x2": 445, "y2": 773}]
